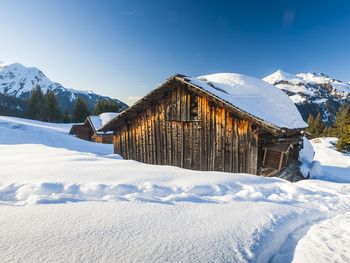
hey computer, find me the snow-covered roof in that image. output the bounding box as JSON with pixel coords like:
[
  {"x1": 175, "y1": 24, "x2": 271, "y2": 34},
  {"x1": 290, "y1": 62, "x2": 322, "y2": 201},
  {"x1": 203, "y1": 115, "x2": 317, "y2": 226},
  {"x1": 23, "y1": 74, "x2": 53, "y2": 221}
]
[
  {"x1": 100, "y1": 73, "x2": 307, "y2": 133},
  {"x1": 89, "y1": 112, "x2": 119, "y2": 134},
  {"x1": 187, "y1": 73, "x2": 307, "y2": 130}
]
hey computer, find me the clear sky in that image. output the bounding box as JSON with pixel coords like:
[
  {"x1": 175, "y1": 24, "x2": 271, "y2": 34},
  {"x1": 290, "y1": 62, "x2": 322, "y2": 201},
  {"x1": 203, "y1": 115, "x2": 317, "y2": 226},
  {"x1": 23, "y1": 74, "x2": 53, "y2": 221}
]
[{"x1": 1, "y1": 0, "x2": 350, "y2": 105}]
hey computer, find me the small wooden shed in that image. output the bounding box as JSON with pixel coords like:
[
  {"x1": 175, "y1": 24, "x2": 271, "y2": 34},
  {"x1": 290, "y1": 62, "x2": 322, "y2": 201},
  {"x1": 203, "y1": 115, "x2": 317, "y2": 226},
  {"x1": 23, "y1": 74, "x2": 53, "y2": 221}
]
[
  {"x1": 100, "y1": 73, "x2": 307, "y2": 178},
  {"x1": 69, "y1": 112, "x2": 118, "y2": 144}
]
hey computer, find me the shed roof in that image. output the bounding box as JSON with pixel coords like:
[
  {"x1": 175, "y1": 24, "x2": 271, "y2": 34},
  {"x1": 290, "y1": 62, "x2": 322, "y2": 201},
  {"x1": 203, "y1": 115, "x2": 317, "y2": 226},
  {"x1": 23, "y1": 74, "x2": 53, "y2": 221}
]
[
  {"x1": 88, "y1": 112, "x2": 119, "y2": 135},
  {"x1": 69, "y1": 123, "x2": 84, "y2": 135},
  {"x1": 100, "y1": 73, "x2": 307, "y2": 135}
]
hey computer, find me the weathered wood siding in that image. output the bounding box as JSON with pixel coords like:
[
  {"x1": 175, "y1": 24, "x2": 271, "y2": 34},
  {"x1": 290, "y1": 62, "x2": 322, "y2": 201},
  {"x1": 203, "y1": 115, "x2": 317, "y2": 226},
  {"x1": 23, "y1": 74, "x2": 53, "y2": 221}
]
[
  {"x1": 91, "y1": 134, "x2": 114, "y2": 144},
  {"x1": 113, "y1": 86, "x2": 259, "y2": 174},
  {"x1": 76, "y1": 126, "x2": 91, "y2": 141}
]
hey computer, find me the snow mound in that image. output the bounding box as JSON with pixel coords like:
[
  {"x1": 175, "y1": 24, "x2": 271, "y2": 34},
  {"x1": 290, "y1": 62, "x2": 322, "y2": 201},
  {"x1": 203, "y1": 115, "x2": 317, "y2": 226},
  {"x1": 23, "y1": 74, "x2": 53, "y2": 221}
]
[
  {"x1": 188, "y1": 73, "x2": 307, "y2": 130},
  {"x1": 299, "y1": 137, "x2": 315, "y2": 164},
  {"x1": 1, "y1": 173, "x2": 350, "y2": 208},
  {"x1": 299, "y1": 137, "x2": 322, "y2": 179}
]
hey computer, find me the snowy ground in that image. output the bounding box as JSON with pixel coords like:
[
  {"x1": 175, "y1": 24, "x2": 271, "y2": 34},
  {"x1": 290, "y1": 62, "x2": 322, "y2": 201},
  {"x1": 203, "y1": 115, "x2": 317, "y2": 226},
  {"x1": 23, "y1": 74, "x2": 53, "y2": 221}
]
[
  {"x1": 0, "y1": 116, "x2": 349, "y2": 262},
  {"x1": 292, "y1": 212, "x2": 350, "y2": 263},
  {"x1": 311, "y1": 137, "x2": 350, "y2": 183}
]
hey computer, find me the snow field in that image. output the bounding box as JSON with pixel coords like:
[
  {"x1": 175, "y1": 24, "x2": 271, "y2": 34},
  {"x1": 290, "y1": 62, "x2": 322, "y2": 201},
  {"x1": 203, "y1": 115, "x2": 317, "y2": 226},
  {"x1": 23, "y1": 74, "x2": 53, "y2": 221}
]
[
  {"x1": 292, "y1": 212, "x2": 350, "y2": 263},
  {"x1": 0, "y1": 201, "x2": 306, "y2": 263},
  {"x1": 1, "y1": 116, "x2": 350, "y2": 262}
]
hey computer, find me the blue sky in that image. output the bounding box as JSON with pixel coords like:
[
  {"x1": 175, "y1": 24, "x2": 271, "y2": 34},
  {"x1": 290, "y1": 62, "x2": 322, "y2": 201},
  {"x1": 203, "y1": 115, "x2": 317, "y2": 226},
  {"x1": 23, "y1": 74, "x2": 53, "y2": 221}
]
[{"x1": 1, "y1": 0, "x2": 350, "y2": 105}]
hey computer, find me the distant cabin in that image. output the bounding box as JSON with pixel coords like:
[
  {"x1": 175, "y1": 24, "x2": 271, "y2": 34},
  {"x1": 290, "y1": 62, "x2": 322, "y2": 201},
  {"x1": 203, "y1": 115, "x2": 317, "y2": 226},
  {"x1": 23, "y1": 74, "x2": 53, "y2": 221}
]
[
  {"x1": 100, "y1": 73, "x2": 308, "y2": 179},
  {"x1": 69, "y1": 112, "x2": 118, "y2": 144}
]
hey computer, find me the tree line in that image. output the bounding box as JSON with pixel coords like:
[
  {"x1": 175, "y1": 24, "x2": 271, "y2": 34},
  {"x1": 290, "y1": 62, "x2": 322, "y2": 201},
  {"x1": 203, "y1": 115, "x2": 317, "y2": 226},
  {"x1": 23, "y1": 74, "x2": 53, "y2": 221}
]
[
  {"x1": 26, "y1": 85, "x2": 122, "y2": 123},
  {"x1": 307, "y1": 103, "x2": 350, "y2": 152}
]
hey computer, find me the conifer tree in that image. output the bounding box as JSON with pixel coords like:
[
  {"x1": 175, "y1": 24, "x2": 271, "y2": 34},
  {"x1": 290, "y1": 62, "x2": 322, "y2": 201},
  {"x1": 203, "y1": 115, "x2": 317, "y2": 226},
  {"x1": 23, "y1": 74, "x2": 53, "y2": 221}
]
[
  {"x1": 93, "y1": 99, "x2": 121, "y2": 115},
  {"x1": 334, "y1": 104, "x2": 350, "y2": 152},
  {"x1": 314, "y1": 112, "x2": 326, "y2": 137},
  {"x1": 26, "y1": 85, "x2": 44, "y2": 120},
  {"x1": 307, "y1": 113, "x2": 325, "y2": 138},
  {"x1": 73, "y1": 97, "x2": 89, "y2": 122},
  {"x1": 42, "y1": 90, "x2": 61, "y2": 122},
  {"x1": 62, "y1": 109, "x2": 71, "y2": 123},
  {"x1": 307, "y1": 114, "x2": 314, "y2": 133},
  {"x1": 93, "y1": 100, "x2": 104, "y2": 115}
]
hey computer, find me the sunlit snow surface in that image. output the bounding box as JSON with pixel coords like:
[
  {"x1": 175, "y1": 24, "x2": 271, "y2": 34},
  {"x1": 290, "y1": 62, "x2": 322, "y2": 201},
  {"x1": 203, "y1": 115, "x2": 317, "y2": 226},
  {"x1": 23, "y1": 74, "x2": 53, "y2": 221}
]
[
  {"x1": 292, "y1": 212, "x2": 350, "y2": 263},
  {"x1": 0, "y1": 116, "x2": 349, "y2": 262}
]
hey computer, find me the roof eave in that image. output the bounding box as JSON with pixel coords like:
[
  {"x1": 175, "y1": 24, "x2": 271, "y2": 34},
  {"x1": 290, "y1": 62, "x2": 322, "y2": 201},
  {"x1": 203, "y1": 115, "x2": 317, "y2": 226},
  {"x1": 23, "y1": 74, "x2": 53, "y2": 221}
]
[{"x1": 99, "y1": 75, "x2": 182, "y2": 132}]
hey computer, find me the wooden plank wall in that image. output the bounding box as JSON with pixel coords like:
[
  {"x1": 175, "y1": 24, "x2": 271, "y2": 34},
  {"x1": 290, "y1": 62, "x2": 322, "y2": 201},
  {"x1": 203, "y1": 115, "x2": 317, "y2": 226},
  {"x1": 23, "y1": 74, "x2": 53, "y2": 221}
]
[{"x1": 113, "y1": 86, "x2": 258, "y2": 174}]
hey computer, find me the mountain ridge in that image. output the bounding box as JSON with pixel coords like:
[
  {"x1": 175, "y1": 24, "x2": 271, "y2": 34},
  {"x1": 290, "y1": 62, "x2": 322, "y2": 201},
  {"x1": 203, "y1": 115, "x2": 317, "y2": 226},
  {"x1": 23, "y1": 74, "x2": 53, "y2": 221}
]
[
  {"x1": 1, "y1": 63, "x2": 348, "y2": 125},
  {"x1": 0, "y1": 63, "x2": 128, "y2": 115},
  {"x1": 263, "y1": 70, "x2": 350, "y2": 124}
]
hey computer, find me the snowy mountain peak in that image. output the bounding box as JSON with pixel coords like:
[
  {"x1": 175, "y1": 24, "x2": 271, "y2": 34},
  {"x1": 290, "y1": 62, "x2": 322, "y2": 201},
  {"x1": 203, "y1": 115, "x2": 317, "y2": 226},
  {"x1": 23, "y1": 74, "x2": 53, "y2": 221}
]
[
  {"x1": 263, "y1": 70, "x2": 302, "y2": 85},
  {"x1": 0, "y1": 63, "x2": 88, "y2": 98},
  {"x1": 263, "y1": 70, "x2": 350, "y2": 124},
  {"x1": 0, "y1": 63, "x2": 128, "y2": 113}
]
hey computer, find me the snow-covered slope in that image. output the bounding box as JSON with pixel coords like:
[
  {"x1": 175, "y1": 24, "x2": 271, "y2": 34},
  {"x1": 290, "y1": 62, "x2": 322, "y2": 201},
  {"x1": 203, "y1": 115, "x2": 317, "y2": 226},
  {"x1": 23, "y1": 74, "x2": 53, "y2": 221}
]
[
  {"x1": 188, "y1": 73, "x2": 307, "y2": 129},
  {"x1": 263, "y1": 70, "x2": 350, "y2": 124},
  {"x1": 0, "y1": 63, "x2": 128, "y2": 113},
  {"x1": 0, "y1": 116, "x2": 350, "y2": 262},
  {"x1": 309, "y1": 137, "x2": 350, "y2": 183}
]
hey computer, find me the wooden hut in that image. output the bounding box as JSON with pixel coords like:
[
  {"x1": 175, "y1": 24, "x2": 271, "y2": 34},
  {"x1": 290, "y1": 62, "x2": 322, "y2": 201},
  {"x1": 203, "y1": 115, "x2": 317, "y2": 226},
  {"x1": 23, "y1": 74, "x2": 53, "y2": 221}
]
[
  {"x1": 69, "y1": 112, "x2": 118, "y2": 144},
  {"x1": 100, "y1": 73, "x2": 308, "y2": 179},
  {"x1": 69, "y1": 123, "x2": 91, "y2": 141}
]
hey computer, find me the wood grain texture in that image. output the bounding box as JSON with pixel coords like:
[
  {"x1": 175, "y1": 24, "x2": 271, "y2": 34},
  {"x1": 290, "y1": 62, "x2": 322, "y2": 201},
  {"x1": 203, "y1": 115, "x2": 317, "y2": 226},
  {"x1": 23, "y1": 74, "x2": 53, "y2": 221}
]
[{"x1": 112, "y1": 85, "x2": 262, "y2": 174}]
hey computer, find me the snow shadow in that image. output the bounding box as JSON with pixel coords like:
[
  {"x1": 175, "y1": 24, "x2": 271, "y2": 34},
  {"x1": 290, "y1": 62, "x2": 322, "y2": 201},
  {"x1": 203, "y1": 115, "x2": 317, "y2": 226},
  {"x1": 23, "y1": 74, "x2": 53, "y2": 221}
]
[
  {"x1": 319, "y1": 166, "x2": 350, "y2": 183},
  {"x1": 0, "y1": 179, "x2": 347, "y2": 207}
]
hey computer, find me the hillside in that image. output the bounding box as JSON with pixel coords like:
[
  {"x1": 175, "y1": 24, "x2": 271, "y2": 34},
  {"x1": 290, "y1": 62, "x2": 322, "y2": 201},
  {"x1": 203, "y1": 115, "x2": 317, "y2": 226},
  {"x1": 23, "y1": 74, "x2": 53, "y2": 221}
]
[
  {"x1": 263, "y1": 70, "x2": 350, "y2": 124},
  {"x1": 0, "y1": 63, "x2": 128, "y2": 115}
]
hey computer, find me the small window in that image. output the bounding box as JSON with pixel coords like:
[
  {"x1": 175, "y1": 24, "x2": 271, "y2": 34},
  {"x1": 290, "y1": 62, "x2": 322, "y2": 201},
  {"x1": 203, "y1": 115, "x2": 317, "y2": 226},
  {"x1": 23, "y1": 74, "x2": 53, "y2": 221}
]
[
  {"x1": 166, "y1": 94, "x2": 199, "y2": 122},
  {"x1": 166, "y1": 102, "x2": 177, "y2": 120},
  {"x1": 189, "y1": 96, "x2": 198, "y2": 120}
]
